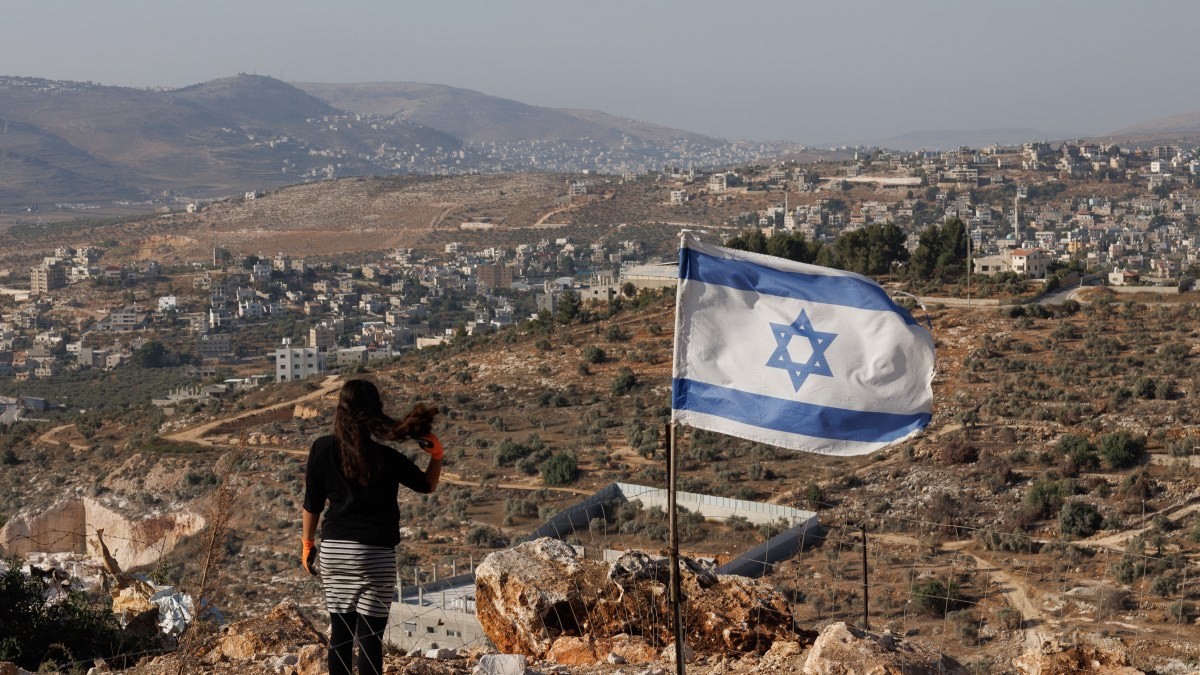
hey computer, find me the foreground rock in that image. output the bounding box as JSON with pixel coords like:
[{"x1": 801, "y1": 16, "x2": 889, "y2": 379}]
[
  {"x1": 475, "y1": 538, "x2": 813, "y2": 665},
  {"x1": 1012, "y1": 642, "x2": 1144, "y2": 675},
  {"x1": 132, "y1": 600, "x2": 326, "y2": 674},
  {"x1": 802, "y1": 622, "x2": 967, "y2": 675}
]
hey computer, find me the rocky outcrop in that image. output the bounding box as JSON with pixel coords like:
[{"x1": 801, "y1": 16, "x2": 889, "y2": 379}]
[
  {"x1": 1012, "y1": 643, "x2": 1144, "y2": 675},
  {"x1": 292, "y1": 403, "x2": 322, "y2": 420},
  {"x1": 802, "y1": 622, "x2": 967, "y2": 675},
  {"x1": 0, "y1": 498, "x2": 205, "y2": 569},
  {"x1": 474, "y1": 538, "x2": 809, "y2": 665}
]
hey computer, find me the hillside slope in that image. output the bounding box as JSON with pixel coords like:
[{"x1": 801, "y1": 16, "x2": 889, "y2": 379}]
[
  {"x1": 295, "y1": 81, "x2": 715, "y2": 144},
  {"x1": 0, "y1": 75, "x2": 459, "y2": 204}
]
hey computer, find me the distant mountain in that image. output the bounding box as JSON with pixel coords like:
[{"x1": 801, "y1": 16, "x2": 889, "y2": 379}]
[
  {"x1": 1, "y1": 75, "x2": 797, "y2": 209},
  {"x1": 0, "y1": 75, "x2": 458, "y2": 206},
  {"x1": 1106, "y1": 111, "x2": 1200, "y2": 145},
  {"x1": 294, "y1": 81, "x2": 715, "y2": 145},
  {"x1": 860, "y1": 128, "x2": 1071, "y2": 152}
]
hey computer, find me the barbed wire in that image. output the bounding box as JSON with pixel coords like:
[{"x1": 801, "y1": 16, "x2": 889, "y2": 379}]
[{"x1": 3, "y1": 484, "x2": 1196, "y2": 673}]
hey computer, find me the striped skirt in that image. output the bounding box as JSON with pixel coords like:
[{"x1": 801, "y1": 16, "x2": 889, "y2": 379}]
[{"x1": 318, "y1": 540, "x2": 396, "y2": 618}]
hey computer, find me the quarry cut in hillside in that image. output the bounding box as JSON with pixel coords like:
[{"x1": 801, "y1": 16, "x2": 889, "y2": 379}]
[{"x1": 0, "y1": 497, "x2": 205, "y2": 570}]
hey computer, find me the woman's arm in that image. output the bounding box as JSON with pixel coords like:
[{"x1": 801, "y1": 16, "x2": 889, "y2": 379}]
[
  {"x1": 418, "y1": 435, "x2": 444, "y2": 493},
  {"x1": 302, "y1": 508, "x2": 319, "y2": 541},
  {"x1": 423, "y1": 455, "x2": 442, "y2": 493}
]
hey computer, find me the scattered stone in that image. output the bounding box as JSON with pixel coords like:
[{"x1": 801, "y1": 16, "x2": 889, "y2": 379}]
[
  {"x1": 758, "y1": 640, "x2": 805, "y2": 671},
  {"x1": 547, "y1": 635, "x2": 657, "y2": 665},
  {"x1": 425, "y1": 647, "x2": 460, "y2": 660},
  {"x1": 0, "y1": 664, "x2": 33, "y2": 675},
  {"x1": 803, "y1": 622, "x2": 967, "y2": 675},
  {"x1": 607, "y1": 652, "x2": 626, "y2": 664},
  {"x1": 272, "y1": 653, "x2": 299, "y2": 672},
  {"x1": 128, "y1": 600, "x2": 327, "y2": 673},
  {"x1": 1012, "y1": 643, "x2": 1144, "y2": 675},
  {"x1": 473, "y1": 653, "x2": 527, "y2": 675},
  {"x1": 661, "y1": 643, "x2": 696, "y2": 664}
]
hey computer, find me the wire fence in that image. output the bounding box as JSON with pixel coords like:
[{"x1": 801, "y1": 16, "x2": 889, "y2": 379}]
[
  {"x1": 371, "y1": 493, "x2": 1198, "y2": 673},
  {"x1": 2, "y1": 486, "x2": 1196, "y2": 673}
]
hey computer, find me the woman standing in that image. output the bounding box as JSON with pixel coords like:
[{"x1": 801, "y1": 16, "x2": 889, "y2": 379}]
[{"x1": 302, "y1": 379, "x2": 443, "y2": 675}]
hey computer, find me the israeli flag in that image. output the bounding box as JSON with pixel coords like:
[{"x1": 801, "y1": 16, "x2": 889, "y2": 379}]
[{"x1": 671, "y1": 234, "x2": 935, "y2": 455}]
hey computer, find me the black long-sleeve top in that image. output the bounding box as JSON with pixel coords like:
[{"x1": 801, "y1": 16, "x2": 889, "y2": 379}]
[{"x1": 303, "y1": 435, "x2": 431, "y2": 548}]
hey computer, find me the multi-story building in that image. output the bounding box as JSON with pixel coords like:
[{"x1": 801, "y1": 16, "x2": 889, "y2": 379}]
[
  {"x1": 30, "y1": 265, "x2": 66, "y2": 295},
  {"x1": 309, "y1": 323, "x2": 338, "y2": 351},
  {"x1": 476, "y1": 264, "x2": 514, "y2": 291},
  {"x1": 274, "y1": 342, "x2": 326, "y2": 382},
  {"x1": 197, "y1": 333, "x2": 233, "y2": 360}
]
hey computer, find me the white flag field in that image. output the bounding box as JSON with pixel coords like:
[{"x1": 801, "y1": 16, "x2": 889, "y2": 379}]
[{"x1": 670, "y1": 234, "x2": 936, "y2": 456}]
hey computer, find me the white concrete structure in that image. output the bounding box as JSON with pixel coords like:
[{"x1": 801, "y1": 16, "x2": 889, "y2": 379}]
[{"x1": 274, "y1": 343, "x2": 326, "y2": 382}]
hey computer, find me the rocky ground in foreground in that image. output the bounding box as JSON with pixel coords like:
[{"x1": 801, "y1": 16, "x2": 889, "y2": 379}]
[{"x1": 72, "y1": 600, "x2": 1169, "y2": 675}]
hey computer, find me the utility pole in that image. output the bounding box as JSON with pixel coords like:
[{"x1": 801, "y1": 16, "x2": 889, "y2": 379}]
[{"x1": 861, "y1": 525, "x2": 869, "y2": 630}]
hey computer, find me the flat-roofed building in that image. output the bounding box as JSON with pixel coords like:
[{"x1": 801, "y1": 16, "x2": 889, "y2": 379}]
[
  {"x1": 30, "y1": 265, "x2": 66, "y2": 295},
  {"x1": 274, "y1": 343, "x2": 326, "y2": 382}
]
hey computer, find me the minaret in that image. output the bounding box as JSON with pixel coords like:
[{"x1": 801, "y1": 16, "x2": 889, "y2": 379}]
[
  {"x1": 1014, "y1": 192, "x2": 1020, "y2": 242},
  {"x1": 1014, "y1": 184, "x2": 1027, "y2": 244}
]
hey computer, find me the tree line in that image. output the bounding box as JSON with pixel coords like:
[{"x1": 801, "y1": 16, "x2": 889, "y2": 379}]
[{"x1": 724, "y1": 218, "x2": 970, "y2": 281}]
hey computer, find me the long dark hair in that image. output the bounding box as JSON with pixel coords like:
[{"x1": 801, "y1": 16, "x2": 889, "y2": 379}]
[{"x1": 332, "y1": 379, "x2": 438, "y2": 485}]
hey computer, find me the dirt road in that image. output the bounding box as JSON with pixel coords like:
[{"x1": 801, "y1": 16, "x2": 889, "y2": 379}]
[
  {"x1": 36, "y1": 423, "x2": 90, "y2": 451},
  {"x1": 968, "y1": 552, "x2": 1049, "y2": 652},
  {"x1": 163, "y1": 375, "x2": 344, "y2": 446},
  {"x1": 1083, "y1": 498, "x2": 1200, "y2": 551}
]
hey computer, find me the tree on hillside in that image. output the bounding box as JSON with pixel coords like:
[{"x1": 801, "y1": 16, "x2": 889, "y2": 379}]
[
  {"x1": 132, "y1": 341, "x2": 168, "y2": 368},
  {"x1": 833, "y1": 223, "x2": 909, "y2": 276},
  {"x1": 1098, "y1": 432, "x2": 1146, "y2": 469},
  {"x1": 909, "y1": 218, "x2": 968, "y2": 281},
  {"x1": 541, "y1": 452, "x2": 578, "y2": 486},
  {"x1": 555, "y1": 290, "x2": 580, "y2": 323},
  {"x1": 726, "y1": 229, "x2": 823, "y2": 265},
  {"x1": 724, "y1": 228, "x2": 769, "y2": 255}
]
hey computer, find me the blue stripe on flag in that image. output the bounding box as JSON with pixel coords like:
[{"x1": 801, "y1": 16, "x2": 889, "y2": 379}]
[
  {"x1": 679, "y1": 247, "x2": 917, "y2": 325},
  {"x1": 672, "y1": 378, "x2": 930, "y2": 443}
]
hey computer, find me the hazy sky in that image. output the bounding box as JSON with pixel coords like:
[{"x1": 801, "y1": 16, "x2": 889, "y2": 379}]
[{"x1": 5, "y1": 0, "x2": 1199, "y2": 144}]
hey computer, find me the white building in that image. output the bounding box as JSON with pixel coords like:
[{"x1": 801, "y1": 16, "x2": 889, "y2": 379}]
[
  {"x1": 274, "y1": 342, "x2": 326, "y2": 382},
  {"x1": 972, "y1": 248, "x2": 1052, "y2": 279}
]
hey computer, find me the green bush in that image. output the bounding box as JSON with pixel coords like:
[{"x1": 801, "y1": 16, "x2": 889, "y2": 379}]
[
  {"x1": 0, "y1": 561, "x2": 160, "y2": 670},
  {"x1": 1058, "y1": 500, "x2": 1103, "y2": 538},
  {"x1": 612, "y1": 367, "x2": 638, "y2": 396},
  {"x1": 1097, "y1": 432, "x2": 1146, "y2": 469},
  {"x1": 493, "y1": 439, "x2": 533, "y2": 467},
  {"x1": 1056, "y1": 433, "x2": 1093, "y2": 457},
  {"x1": 1024, "y1": 476, "x2": 1074, "y2": 517},
  {"x1": 910, "y1": 577, "x2": 964, "y2": 616},
  {"x1": 1167, "y1": 601, "x2": 1194, "y2": 623},
  {"x1": 583, "y1": 345, "x2": 606, "y2": 364},
  {"x1": 604, "y1": 325, "x2": 628, "y2": 342},
  {"x1": 540, "y1": 452, "x2": 579, "y2": 486}
]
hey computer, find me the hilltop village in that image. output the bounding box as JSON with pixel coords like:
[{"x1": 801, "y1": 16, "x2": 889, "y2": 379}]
[
  {"x1": 1, "y1": 138, "x2": 1200, "y2": 673},
  {"x1": 4, "y1": 138, "x2": 1200, "y2": 414}
]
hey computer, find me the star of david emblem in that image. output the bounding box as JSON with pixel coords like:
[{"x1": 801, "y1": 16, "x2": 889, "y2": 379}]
[{"x1": 766, "y1": 309, "x2": 837, "y2": 391}]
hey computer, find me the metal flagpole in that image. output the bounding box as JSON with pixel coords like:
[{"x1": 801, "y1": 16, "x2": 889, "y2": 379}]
[{"x1": 667, "y1": 422, "x2": 685, "y2": 674}]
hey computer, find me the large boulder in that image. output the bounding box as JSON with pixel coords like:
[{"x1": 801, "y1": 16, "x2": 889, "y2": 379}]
[
  {"x1": 474, "y1": 537, "x2": 809, "y2": 665},
  {"x1": 803, "y1": 622, "x2": 967, "y2": 675}
]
